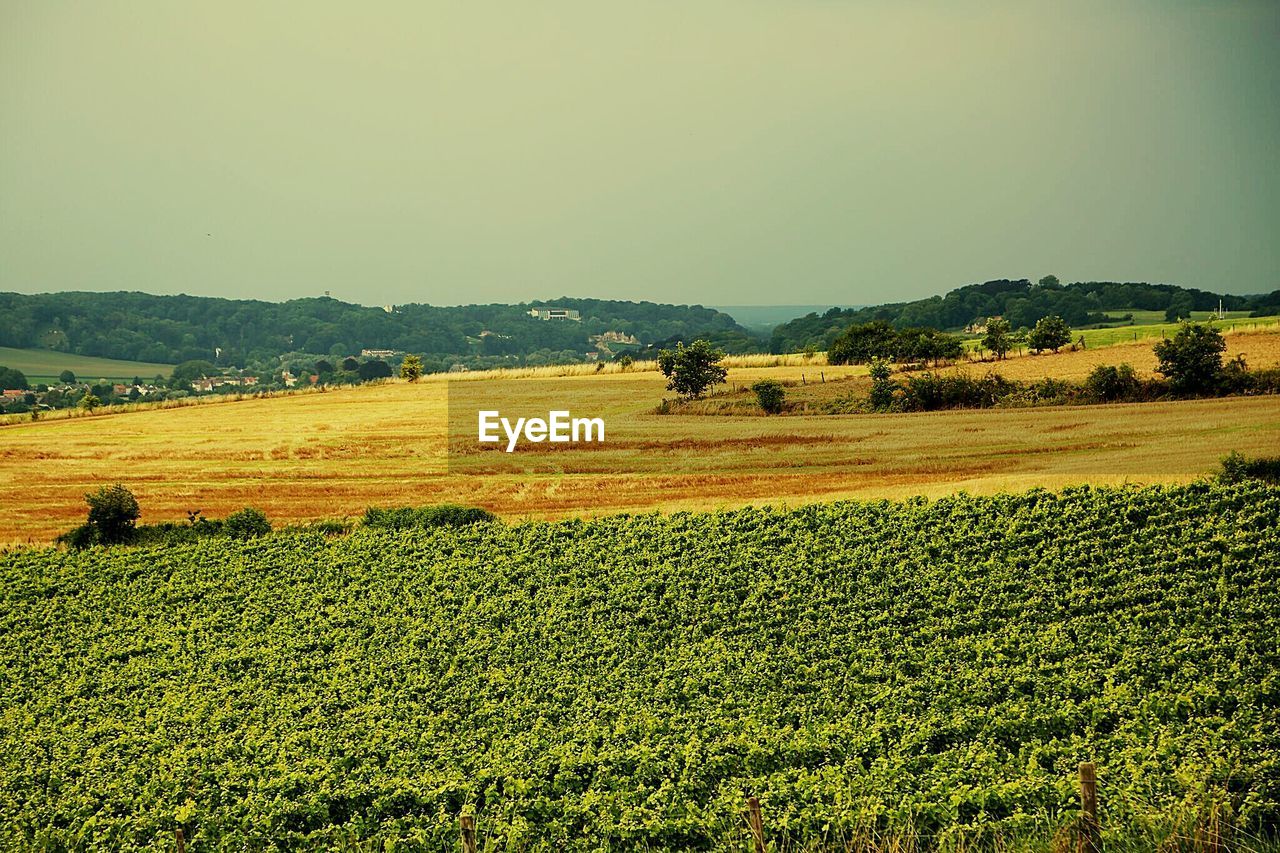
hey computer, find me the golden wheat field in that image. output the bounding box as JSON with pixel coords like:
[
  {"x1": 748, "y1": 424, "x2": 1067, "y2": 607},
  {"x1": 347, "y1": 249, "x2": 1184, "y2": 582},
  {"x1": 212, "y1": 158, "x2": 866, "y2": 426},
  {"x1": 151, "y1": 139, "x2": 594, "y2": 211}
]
[{"x1": 1, "y1": 330, "x2": 1278, "y2": 544}]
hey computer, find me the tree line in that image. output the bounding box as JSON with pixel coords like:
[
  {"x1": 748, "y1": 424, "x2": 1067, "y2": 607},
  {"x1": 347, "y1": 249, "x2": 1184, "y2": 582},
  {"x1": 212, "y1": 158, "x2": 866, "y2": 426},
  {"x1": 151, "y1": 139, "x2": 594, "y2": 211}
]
[
  {"x1": 0, "y1": 292, "x2": 751, "y2": 367},
  {"x1": 770, "y1": 277, "x2": 1280, "y2": 354}
]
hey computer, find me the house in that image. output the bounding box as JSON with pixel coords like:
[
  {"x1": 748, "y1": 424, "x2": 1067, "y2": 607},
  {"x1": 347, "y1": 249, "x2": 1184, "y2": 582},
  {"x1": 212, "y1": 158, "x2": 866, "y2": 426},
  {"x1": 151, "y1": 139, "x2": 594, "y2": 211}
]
[
  {"x1": 282, "y1": 371, "x2": 298, "y2": 387},
  {"x1": 528, "y1": 308, "x2": 581, "y2": 321},
  {"x1": 2, "y1": 389, "x2": 28, "y2": 400},
  {"x1": 591, "y1": 331, "x2": 639, "y2": 346},
  {"x1": 361, "y1": 349, "x2": 399, "y2": 358}
]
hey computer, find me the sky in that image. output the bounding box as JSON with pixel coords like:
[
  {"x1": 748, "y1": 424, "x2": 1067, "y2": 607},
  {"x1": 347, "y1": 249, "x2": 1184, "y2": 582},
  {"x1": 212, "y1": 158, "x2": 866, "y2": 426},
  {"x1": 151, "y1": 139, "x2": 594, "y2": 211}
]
[{"x1": 2, "y1": 1, "x2": 1277, "y2": 308}]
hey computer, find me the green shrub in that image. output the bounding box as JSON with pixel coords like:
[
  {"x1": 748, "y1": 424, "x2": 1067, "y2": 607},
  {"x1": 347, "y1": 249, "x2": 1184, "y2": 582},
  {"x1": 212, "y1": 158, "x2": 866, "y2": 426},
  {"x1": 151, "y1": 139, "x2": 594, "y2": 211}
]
[
  {"x1": 130, "y1": 521, "x2": 225, "y2": 546},
  {"x1": 224, "y1": 507, "x2": 271, "y2": 539},
  {"x1": 898, "y1": 372, "x2": 1019, "y2": 411},
  {"x1": 85, "y1": 483, "x2": 140, "y2": 544},
  {"x1": 751, "y1": 379, "x2": 786, "y2": 414},
  {"x1": 1084, "y1": 363, "x2": 1142, "y2": 402},
  {"x1": 363, "y1": 504, "x2": 497, "y2": 530},
  {"x1": 1218, "y1": 451, "x2": 1280, "y2": 484},
  {"x1": 57, "y1": 523, "x2": 99, "y2": 549}
]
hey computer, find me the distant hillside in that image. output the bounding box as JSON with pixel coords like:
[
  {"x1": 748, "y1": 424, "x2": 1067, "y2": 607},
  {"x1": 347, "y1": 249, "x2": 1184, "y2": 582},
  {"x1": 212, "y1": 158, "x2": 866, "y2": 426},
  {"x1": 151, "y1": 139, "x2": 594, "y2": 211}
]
[
  {"x1": 712, "y1": 304, "x2": 864, "y2": 331},
  {"x1": 769, "y1": 279, "x2": 1280, "y2": 353},
  {"x1": 0, "y1": 292, "x2": 754, "y2": 368}
]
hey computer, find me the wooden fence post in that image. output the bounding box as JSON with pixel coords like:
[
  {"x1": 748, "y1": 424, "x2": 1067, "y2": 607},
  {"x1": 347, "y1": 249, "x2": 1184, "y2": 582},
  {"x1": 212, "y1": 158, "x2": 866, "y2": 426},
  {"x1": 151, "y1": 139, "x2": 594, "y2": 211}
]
[
  {"x1": 1078, "y1": 762, "x2": 1099, "y2": 853},
  {"x1": 175, "y1": 828, "x2": 186, "y2": 853},
  {"x1": 746, "y1": 796, "x2": 765, "y2": 853},
  {"x1": 460, "y1": 815, "x2": 477, "y2": 853}
]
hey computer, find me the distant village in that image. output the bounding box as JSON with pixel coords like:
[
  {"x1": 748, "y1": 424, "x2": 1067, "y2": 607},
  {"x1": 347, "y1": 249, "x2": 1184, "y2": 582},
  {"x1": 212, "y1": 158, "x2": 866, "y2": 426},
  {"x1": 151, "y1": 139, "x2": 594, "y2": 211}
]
[{"x1": 0, "y1": 318, "x2": 647, "y2": 415}]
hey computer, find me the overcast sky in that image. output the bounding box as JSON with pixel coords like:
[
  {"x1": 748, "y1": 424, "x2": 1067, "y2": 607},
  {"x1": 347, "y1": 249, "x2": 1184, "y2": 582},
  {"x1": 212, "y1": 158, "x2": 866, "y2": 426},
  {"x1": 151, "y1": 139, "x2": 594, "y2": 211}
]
[{"x1": 2, "y1": 1, "x2": 1277, "y2": 307}]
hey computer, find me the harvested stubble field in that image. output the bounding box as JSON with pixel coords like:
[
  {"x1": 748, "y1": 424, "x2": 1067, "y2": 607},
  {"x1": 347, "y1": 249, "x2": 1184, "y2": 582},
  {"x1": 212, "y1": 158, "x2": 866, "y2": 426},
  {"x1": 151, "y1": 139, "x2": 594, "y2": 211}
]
[{"x1": 1, "y1": 332, "x2": 1279, "y2": 543}]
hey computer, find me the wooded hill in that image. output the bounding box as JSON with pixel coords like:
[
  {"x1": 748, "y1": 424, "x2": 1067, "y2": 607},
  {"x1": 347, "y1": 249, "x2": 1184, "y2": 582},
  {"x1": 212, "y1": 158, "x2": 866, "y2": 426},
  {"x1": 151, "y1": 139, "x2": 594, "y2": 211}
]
[
  {"x1": 0, "y1": 292, "x2": 752, "y2": 366},
  {"x1": 769, "y1": 279, "x2": 1280, "y2": 354}
]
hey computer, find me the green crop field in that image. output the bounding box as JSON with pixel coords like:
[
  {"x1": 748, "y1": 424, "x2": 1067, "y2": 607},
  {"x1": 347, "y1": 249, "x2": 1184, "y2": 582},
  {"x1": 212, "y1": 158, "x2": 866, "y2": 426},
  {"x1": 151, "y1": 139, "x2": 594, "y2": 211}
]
[
  {"x1": 0, "y1": 346, "x2": 175, "y2": 384},
  {"x1": 2, "y1": 483, "x2": 1278, "y2": 850}
]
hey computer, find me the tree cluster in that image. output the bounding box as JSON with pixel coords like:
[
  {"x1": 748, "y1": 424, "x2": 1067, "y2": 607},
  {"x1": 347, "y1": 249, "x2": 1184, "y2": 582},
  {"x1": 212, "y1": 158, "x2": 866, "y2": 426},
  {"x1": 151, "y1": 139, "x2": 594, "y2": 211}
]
[{"x1": 828, "y1": 321, "x2": 963, "y2": 365}]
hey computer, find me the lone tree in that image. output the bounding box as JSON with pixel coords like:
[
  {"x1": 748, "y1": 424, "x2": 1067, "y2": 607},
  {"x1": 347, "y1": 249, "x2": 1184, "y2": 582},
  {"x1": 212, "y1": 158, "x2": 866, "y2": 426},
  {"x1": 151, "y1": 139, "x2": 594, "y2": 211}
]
[
  {"x1": 79, "y1": 392, "x2": 102, "y2": 411},
  {"x1": 982, "y1": 317, "x2": 1013, "y2": 360},
  {"x1": 867, "y1": 358, "x2": 896, "y2": 411},
  {"x1": 1028, "y1": 315, "x2": 1072, "y2": 353},
  {"x1": 1154, "y1": 322, "x2": 1226, "y2": 394},
  {"x1": 59, "y1": 369, "x2": 76, "y2": 384},
  {"x1": 85, "y1": 483, "x2": 140, "y2": 544},
  {"x1": 657, "y1": 340, "x2": 727, "y2": 399},
  {"x1": 751, "y1": 379, "x2": 785, "y2": 414},
  {"x1": 400, "y1": 354, "x2": 424, "y2": 382}
]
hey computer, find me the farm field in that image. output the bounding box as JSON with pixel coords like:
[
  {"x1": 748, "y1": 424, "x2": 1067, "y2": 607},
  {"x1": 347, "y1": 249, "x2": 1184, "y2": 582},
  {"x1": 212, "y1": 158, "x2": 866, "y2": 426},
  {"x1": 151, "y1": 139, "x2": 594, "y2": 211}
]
[
  {"x1": 952, "y1": 315, "x2": 1280, "y2": 352},
  {"x1": 2, "y1": 331, "x2": 1280, "y2": 543},
  {"x1": 1064, "y1": 315, "x2": 1277, "y2": 350},
  {"x1": 0, "y1": 345, "x2": 175, "y2": 384},
  {"x1": 2, "y1": 483, "x2": 1278, "y2": 849}
]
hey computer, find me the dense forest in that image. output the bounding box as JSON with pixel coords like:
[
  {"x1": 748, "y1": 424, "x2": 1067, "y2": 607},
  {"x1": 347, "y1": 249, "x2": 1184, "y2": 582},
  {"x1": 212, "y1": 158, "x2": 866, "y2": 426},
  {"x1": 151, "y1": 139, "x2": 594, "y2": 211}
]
[
  {"x1": 770, "y1": 279, "x2": 1280, "y2": 353},
  {"x1": 0, "y1": 292, "x2": 752, "y2": 367}
]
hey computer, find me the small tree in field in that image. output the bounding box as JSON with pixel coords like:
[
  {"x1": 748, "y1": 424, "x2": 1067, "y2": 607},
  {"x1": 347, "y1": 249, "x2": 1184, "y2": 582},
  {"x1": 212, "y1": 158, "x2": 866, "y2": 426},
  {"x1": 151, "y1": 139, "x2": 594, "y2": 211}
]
[
  {"x1": 657, "y1": 340, "x2": 727, "y2": 400},
  {"x1": 1028, "y1": 315, "x2": 1071, "y2": 353},
  {"x1": 752, "y1": 380, "x2": 785, "y2": 414},
  {"x1": 1153, "y1": 322, "x2": 1226, "y2": 394},
  {"x1": 400, "y1": 355, "x2": 424, "y2": 382},
  {"x1": 85, "y1": 483, "x2": 140, "y2": 544},
  {"x1": 867, "y1": 358, "x2": 896, "y2": 411},
  {"x1": 982, "y1": 317, "x2": 1013, "y2": 360},
  {"x1": 79, "y1": 393, "x2": 102, "y2": 411}
]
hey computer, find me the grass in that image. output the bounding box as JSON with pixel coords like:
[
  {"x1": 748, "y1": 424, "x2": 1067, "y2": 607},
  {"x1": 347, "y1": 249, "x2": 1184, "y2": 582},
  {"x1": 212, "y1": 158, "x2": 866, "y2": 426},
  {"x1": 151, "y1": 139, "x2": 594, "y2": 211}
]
[
  {"x1": 2, "y1": 328, "x2": 1279, "y2": 544},
  {"x1": 0, "y1": 345, "x2": 175, "y2": 384},
  {"x1": 1071, "y1": 314, "x2": 1278, "y2": 349}
]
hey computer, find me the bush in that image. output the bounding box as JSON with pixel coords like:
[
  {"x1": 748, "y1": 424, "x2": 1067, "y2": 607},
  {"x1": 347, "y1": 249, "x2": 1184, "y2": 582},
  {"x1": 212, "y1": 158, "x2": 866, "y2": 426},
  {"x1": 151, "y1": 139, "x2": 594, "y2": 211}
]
[
  {"x1": 57, "y1": 523, "x2": 99, "y2": 549},
  {"x1": 898, "y1": 372, "x2": 1019, "y2": 411},
  {"x1": 363, "y1": 504, "x2": 497, "y2": 531},
  {"x1": 224, "y1": 507, "x2": 271, "y2": 539},
  {"x1": 85, "y1": 483, "x2": 140, "y2": 544},
  {"x1": 1218, "y1": 452, "x2": 1280, "y2": 485},
  {"x1": 751, "y1": 380, "x2": 786, "y2": 414},
  {"x1": 1084, "y1": 363, "x2": 1142, "y2": 402}
]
